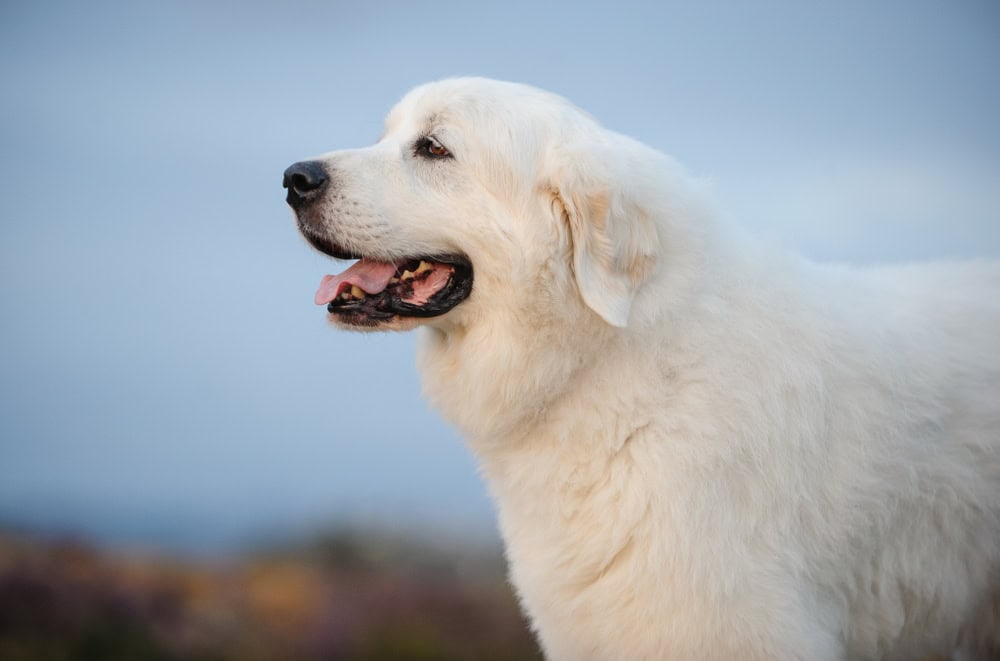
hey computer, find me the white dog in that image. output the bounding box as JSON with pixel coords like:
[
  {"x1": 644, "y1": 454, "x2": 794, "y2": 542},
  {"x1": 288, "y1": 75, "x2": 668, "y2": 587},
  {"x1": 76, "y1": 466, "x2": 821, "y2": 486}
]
[{"x1": 284, "y1": 78, "x2": 1000, "y2": 660}]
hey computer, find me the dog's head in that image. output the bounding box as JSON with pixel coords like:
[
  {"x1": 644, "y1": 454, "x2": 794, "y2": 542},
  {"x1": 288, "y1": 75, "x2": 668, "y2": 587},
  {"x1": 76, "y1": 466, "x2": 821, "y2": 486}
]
[{"x1": 285, "y1": 78, "x2": 662, "y2": 332}]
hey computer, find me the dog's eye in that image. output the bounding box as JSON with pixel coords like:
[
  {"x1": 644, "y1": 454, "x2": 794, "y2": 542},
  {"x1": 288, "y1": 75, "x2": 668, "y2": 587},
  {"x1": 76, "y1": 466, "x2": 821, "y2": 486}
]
[{"x1": 416, "y1": 136, "x2": 452, "y2": 160}]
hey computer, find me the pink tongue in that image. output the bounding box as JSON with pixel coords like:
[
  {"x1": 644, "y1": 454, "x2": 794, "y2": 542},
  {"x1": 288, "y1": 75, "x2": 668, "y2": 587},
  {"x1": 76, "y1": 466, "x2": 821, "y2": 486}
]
[{"x1": 314, "y1": 260, "x2": 398, "y2": 305}]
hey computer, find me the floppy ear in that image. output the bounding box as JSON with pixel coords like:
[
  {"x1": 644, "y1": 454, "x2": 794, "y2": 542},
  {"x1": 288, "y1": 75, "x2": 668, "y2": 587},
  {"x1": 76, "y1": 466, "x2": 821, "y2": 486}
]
[{"x1": 549, "y1": 142, "x2": 659, "y2": 327}]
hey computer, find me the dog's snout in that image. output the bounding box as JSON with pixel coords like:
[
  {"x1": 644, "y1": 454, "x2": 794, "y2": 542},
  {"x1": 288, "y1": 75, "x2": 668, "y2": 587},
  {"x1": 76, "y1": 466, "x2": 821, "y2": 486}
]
[{"x1": 283, "y1": 160, "x2": 329, "y2": 208}]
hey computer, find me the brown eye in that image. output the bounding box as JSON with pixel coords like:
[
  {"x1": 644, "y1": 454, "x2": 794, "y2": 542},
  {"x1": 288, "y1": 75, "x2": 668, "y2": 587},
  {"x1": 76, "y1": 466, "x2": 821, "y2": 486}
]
[{"x1": 417, "y1": 136, "x2": 452, "y2": 159}]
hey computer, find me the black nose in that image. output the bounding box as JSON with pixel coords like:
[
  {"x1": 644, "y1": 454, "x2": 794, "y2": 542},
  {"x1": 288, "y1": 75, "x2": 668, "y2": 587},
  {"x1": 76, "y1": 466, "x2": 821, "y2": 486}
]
[{"x1": 283, "y1": 160, "x2": 329, "y2": 208}]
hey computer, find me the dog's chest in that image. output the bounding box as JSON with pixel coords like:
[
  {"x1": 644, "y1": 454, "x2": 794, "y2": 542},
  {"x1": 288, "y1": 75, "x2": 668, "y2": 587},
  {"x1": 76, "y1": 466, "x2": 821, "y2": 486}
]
[{"x1": 478, "y1": 428, "x2": 689, "y2": 658}]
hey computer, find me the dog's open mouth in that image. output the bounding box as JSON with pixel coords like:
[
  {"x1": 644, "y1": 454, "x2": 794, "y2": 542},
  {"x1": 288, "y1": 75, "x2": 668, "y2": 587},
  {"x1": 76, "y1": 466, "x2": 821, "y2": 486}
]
[{"x1": 314, "y1": 254, "x2": 473, "y2": 325}]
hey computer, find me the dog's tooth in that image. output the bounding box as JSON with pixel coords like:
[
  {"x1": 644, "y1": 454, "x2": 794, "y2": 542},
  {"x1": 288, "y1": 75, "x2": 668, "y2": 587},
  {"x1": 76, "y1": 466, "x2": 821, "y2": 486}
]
[
  {"x1": 416, "y1": 260, "x2": 432, "y2": 274},
  {"x1": 350, "y1": 285, "x2": 365, "y2": 299},
  {"x1": 389, "y1": 277, "x2": 399, "y2": 284},
  {"x1": 340, "y1": 291, "x2": 351, "y2": 300},
  {"x1": 401, "y1": 270, "x2": 415, "y2": 281}
]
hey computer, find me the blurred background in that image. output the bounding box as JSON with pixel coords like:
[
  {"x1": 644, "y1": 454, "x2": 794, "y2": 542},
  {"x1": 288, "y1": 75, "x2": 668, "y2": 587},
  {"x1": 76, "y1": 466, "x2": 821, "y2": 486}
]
[{"x1": 0, "y1": 1, "x2": 998, "y2": 658}]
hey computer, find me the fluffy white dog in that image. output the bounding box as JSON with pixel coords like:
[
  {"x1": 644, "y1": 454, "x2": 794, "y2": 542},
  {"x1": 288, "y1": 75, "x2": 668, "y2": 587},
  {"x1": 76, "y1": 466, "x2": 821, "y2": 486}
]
[{"x1": 284, "y1": 78, "x2": 1000, "y2": 660}]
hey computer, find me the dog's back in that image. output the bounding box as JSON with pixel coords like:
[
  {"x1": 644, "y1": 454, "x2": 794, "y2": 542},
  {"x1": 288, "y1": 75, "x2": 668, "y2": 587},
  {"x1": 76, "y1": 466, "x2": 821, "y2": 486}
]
[{"x1": 796, "y1": 260, "x2": 1000, "y2": 658}]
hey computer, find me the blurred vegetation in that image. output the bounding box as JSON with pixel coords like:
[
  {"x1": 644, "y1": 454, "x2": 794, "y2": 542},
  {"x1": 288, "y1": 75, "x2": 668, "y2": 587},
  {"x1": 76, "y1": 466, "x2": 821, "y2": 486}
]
[{"x1": 0, "y1": 527, "x2": 541, "y2": 661}]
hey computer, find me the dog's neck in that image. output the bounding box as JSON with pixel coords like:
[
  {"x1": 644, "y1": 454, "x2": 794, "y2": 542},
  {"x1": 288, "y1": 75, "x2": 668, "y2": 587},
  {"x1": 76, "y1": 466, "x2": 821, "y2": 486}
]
[
  {"x1": 416, "y1": 192, "x2": 728, "y2": 451},
  {"x1": 417, "y1": 312, "x2": 610, "y2": 448}
]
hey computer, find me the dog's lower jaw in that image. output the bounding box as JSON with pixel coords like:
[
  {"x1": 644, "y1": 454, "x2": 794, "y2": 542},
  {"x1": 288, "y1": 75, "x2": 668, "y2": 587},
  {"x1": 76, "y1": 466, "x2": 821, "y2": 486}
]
[{"x1": 327, "y1": 312, "x2": 424, "y2": 332}]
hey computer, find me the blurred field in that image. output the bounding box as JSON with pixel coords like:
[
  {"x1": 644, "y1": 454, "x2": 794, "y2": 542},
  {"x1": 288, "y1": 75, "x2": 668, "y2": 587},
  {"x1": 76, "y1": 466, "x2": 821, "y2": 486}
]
[{"x1": 0, "y1": 528, "x2": 541, "y2": 661}]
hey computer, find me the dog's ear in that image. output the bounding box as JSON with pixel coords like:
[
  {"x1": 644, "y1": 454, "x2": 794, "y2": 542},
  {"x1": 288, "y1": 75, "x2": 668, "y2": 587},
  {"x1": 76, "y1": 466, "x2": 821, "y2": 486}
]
[{"x1": 548, "y1": 141, "x2": 658, "y2": 327}]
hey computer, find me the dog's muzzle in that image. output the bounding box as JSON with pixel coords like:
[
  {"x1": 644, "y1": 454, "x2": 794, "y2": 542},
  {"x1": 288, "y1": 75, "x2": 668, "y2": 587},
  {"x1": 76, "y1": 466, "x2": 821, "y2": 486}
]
[{"x1": 283, "y1": 160, "x2": 329, "y2": 210}]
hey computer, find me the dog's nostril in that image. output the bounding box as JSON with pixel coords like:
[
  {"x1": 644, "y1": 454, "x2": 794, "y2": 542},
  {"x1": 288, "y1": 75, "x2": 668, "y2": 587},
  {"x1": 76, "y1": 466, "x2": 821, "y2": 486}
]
[{"x1": 282, "y1": 161, "x2": 329, "y2": 195}]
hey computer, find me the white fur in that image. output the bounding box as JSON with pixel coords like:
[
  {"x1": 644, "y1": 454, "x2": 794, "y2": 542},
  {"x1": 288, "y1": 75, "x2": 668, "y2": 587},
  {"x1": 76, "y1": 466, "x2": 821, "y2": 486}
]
[{"x1": 302, "y1": 78, "x2": 1000, "y2": 660}]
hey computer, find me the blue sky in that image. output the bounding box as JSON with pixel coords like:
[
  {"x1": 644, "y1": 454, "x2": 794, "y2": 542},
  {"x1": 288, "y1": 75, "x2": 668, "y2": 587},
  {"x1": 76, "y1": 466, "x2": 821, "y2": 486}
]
[{"x1": 1, "y1": 1, "x2": 998, "y2": 552}]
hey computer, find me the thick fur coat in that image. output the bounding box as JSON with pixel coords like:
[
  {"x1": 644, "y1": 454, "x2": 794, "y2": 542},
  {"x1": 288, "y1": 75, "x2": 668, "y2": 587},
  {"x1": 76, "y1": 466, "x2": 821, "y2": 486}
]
[{"x1": 287, "y1": 78, "x2": 1000, "y2": 660}]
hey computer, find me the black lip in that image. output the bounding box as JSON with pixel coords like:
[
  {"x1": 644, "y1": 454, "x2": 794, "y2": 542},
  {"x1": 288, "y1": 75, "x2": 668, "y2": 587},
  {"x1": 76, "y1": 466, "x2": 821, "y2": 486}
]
[
  {"x1": 299, "y1": 224, "x2": 359, "y2": 260},
  {"x1": 327, "y1": 254, "x2": 474, "y2": 322}
]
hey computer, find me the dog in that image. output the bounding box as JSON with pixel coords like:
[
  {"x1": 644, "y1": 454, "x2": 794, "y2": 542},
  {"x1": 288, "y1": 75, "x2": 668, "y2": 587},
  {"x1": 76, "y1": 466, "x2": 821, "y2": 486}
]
[{"x1": 284, "y1": 78, "x2": 1000, "y2": 660}]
